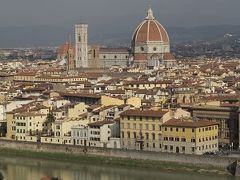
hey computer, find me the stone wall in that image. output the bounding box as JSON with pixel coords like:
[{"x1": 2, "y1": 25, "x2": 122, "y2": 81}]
[{"x1": 0, "y1": 139, "x2": 237, "y2": 168}]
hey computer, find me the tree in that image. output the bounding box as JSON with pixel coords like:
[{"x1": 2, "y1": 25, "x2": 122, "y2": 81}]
[
  {"x1": 0, "y1": 171, "x2": 4, "y2": 180},
  {"x1": 0, "y1": 123, "x2": 7, "y2": 137},
  {"x1": 45, "y1": 113, "x2": 56, "y2": 136}
]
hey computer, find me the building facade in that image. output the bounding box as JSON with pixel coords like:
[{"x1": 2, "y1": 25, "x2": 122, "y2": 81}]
[
  {"x1": 162, "y1": 119, "x2": 219, "y2": 155},
  {"x1": 120, "y1": 109, "x2": 167, "y2": 151}
]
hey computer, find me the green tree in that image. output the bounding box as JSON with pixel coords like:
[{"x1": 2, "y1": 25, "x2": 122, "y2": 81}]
[
  {"x1": 0, "y1": 171, "x2": 4, "y2": 180},
  {"x1": 0, "y1": 123, "x2": 7, "y2": 137},
  {"x1": 45, "y1": 113, "x2": 56, "y2": 136}
]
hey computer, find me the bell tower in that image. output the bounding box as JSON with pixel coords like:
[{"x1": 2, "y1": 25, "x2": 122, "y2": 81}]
[{"x1": 75, "y1": 23, "x2": 88, "y2": 68}]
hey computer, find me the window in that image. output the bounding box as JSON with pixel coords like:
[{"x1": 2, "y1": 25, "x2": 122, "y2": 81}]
[
  {"x1": 170, "y1": 128, "x2": 173, "y2": 131},
  {"x1": 153, "y1": 47, "x2": 157, "y2": 51},
  {"x1": 164, "y1": 145, "x2": 168, "y2": 150},
  {"x1": 176, "y1": 128, "x2": 178, "y2": 132},
  {"x1": 141, "y1": 47, "x2": 144, "y2": 51},
  {"x1": 145, "y1": 133, "x2": 149, "y2": 140},
  {"x1": 182, "y1": 128, "x2": 185, "y2": 132},
  {"x1": 192, "y1": 147, "x2": 195, "y2": 153},
  {"x1": 165, "y1": 127, "x2": 167, "y2": 131},
  {"x1": 133, "y1": 132, "x2": 137, "y2": 139},
  {"x1": 182, "y1": 146, "x2": 185, "y2": 152},
  {"x1": 153, "y1": 143, "x2": 155, "y2": 148},
  {"x1": 127, "y1": 132, "x2": 130, "y2": 138},
  {"x1": 181, "y1": 138, "x2": 186, "y2": 142},
  {"x1": 170, "y1": 146, "x2": 173, "y2": 151},
  {"x1": 152, "y1": 124, "x2": 155, "y2": 131},
  {"x1": 191, "y1": 138, "x2": 196, "y2": 142},
  {"x1": 192, "y1": 129, "x2": 195, "y2": 133},
  {"x1": 152, "y1": 133, "x2": 155, "y2": 140}
]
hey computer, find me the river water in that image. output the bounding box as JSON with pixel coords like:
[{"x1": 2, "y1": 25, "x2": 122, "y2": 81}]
[{"x1": 0, "y1": 156, "x2": 236, "y2": 180}]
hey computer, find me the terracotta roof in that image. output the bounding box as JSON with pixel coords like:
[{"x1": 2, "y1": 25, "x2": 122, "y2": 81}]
[
  {"x1": 133, "y1": 20, "x2": 169, "y2": 43},
  {"x1": 61, "y1": 92, "x2": 101, "y2": 99},
  {"x1": 120, "y1": 109, "x2": 167, "y2": 118},
  {"x1": 88, "y1": 120, "x2": 115, "y2": 127},
  {"x1": 162, "y1": 119, "x2": 219, "y2": 128},
  {"x1": 163, "y1": 53, "x2": 175, "y2": 60}
]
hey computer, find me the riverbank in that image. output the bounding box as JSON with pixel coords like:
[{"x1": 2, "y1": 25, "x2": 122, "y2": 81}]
[{"x1": 0, "y1": 147, "x2": 229, "y2": 176}]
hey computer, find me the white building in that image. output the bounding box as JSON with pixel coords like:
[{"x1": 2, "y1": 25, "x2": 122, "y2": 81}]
[{"x1": 88, "y1": 120, "x2": 120, "y2": 148}]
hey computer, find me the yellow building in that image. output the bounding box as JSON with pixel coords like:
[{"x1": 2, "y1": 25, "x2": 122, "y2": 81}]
[
  {"x1": 120, "y1": 109, "x2": 168, "y2": 151},
  {"x1": 101, "y1": 95, "x2": 141, "y2": 108},
  {"x1": 101, "y1": 96, "x2": 124, "y2": 106},
  {"x1": 162, "y1": 119, "x2": 219, "y2": 155},
  {"x1": 68, "y1": 103, "x2": 89, "y2": 118}
]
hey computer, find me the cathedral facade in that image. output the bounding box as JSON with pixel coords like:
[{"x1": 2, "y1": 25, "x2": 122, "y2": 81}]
[{"x1": 59, "y1": 7, "x2": 175, "y2": 70}]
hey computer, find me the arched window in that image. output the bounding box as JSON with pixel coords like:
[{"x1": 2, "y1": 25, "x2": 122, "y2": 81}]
[{"x1": 141, "y1": 47, "x2": 144, "y2": 51}]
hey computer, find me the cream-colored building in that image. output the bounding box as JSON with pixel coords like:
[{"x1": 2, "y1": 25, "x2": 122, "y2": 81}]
[
  {"x1": 120, "y1": 109, "x2": 167, "y2": 151},
  {"x1": 15, "y1": 112, "x2": 47, "y2": 141}
]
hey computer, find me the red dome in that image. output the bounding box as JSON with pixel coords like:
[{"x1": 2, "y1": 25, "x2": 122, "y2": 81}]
[{"x1": 132, "y1": 8, "x2": 169, "y2": 43}]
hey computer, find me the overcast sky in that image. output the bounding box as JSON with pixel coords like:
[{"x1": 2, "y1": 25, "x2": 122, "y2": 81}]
[{"x1": 0, "y1": 0, "x2": 240, "y2": 28}]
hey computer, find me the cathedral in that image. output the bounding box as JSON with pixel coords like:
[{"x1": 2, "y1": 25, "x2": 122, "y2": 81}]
[{"x1": 58, "y1": 6, "x2": 176, "y2": 70}]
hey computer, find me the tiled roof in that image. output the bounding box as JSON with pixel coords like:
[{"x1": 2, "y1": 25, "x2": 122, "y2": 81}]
[
  {"x1": 120, "y1": 109, "x2": 167, "y2": 118},
  {"x1": 162, "y1": 119, "x2": 219, "y2": 128}
]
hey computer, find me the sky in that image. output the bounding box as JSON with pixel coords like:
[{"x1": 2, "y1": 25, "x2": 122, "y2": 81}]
[{"x1": 0, "y1": 0, "x2": 240, "y2": 28}]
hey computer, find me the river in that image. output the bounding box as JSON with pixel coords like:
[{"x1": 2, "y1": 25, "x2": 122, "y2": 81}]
[{"x1": 0, "y1": 155, "x2": 236, "y2": 180}]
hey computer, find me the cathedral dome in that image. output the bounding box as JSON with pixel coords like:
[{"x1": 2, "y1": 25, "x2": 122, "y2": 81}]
[{"x1": 132, "y1": 7, "x2": 169, "y2": 43}]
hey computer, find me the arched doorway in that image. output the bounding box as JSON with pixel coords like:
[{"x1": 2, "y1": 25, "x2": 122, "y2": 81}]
[{"x1": 176, "y1": 146, "x2": 179, "y2": 153}]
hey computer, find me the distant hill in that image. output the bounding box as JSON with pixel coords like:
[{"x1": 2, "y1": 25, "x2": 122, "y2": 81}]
[{"x1": 0, "y1": 25, "x2": 240, "y2": 48}]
